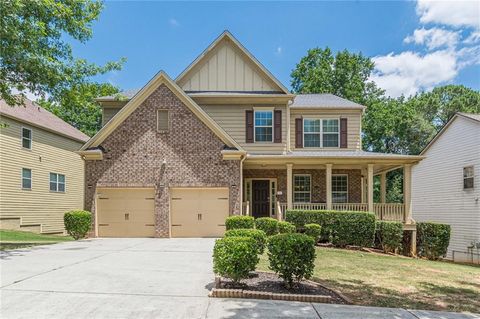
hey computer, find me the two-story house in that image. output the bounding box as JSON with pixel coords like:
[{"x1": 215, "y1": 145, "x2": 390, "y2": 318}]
[{"x1": 78, "y1": 31, "x2": 423, "y2": 242}]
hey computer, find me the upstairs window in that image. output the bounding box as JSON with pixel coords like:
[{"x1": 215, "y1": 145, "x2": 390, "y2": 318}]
[
  {"x1": 22, "y1": 128, "x2": 32, "y2": 149},
  {"x1": 463, "y1": 166, "x2": 474, "y2": 189},
  {"x1": 254, "y1": 110, "x2": 273, "y2": 142},
  {"x1": 303, "y1": 119, "x2": 339, "y2": 148},
  {"x1": 332, "y1": 175, "x2": 348, "y2": 203},
  {"x1": 157, "y1": 109, "x2": 169, "y2": 132},
  {"x1": 22, "y1": 168, "x2": 32, "y2": 190},
  {"x1": 293, "y1": 174, "x2": 311, "y2": 203},
  {"x1": 50, "y1": 173, "x2": 66, "y2": 192}
]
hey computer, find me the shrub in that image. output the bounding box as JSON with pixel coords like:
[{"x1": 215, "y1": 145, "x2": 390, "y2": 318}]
[
  {"x1": 285, "y1": 210, "x2": 375, "y2": 247},
  {"x1": 375, "y1": 221, "x2": 403, "y2": 253},
  {"x1": 64, "y1": 210, "x2": 92, "y2": 240},
  {"x1": 278, "y1": 221, "x2": 296, "y2": 234},
  {"x1": 255, "y1": 217, "x2": 279, "y2": 236},
  {"x1": 213, "y1": 236, "x2": 259, "y2": 283},
  {"x1": 225, "y1": 229, "x2": 267, "y2": 254},
  {"x1": 304, "y1": 223, "x2": 322, "y2": 243},
  {"x1": 267, "y1": 233, "x2": 316, "y2": 288},
  {"x1": 417, "y1": 222, "x2": 451, "y2": 260},
  {"x1": 225, "y1": 215, "x2": 255, "y2": 230}
]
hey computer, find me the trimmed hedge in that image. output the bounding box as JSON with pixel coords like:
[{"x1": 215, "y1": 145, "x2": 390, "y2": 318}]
[
  {"x1": 255, "y1": 217, "x2": 279, "y2": 236},
  {"x1": 304, "y1": 223, "x2": 322, "y2": 243},
  {"x1": 225, "y1": 216, "x2": 255, "y2": 230},
  {"x1": 285, "y1": 210, "x2": 376, "y2": 247},
  {"x1": 225, "y1": 229, "x2": 267, "y2": 254},
  {"x1": 267, "y1": 233, "x2": 316, "y2": 288},
  {"x1": 278, "y1": 221, "x2": 296, "y2": 234},
  {"x1": 375, "y1": 221, "x2": 403, "y2": 253},
  {"x1": 64, "y1": 210, "x2": 92, "y2": 240},
  {"x1": 213, "y1": 236, "x2": 259, "y2": 283},
  {"x1": 417, "y1": 222, "x2": 451, "y2": 260}
]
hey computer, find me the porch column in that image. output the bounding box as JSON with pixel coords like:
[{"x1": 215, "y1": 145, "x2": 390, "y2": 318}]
[
  {"x1": 404, "y1": 164, "x2": 412, "y2": 223},
  {"x1": 367, "y1": 164, "x2": 374, "y2": 212},
  {"x1": 286, "y1": 163, "x2": 293, "y2": 210},
  {"x1": 380, "y1": 172, "x2": 387, "y2": 203},
  {"x1": 326, "y1": 164, "x2": 332, "y2": 210}
]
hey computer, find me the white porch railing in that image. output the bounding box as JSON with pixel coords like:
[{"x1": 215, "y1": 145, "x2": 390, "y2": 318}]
[
  {"x1": 332, "y1": 203, "x2": 368, "y2": 211},
  {"x1": 373, "y1": 203, "x2": 405, "y2": 222}
]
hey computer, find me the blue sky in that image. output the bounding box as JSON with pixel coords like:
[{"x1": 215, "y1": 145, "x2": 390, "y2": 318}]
[{"x1": 71, "y1": 1, "x2": 480, "y2": 97}]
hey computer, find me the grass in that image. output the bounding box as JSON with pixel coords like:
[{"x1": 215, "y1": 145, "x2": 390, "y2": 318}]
[
  {"x1": 258, "y1": 247, "x2": 480, "y2": 313},
  {"x1": 0, "y1": 229, "x2": 73, "y2": 248}
]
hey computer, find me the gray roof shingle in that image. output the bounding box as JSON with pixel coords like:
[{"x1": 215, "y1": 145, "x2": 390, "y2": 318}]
[
  {"x1": 290, "y1": 94, "x2": 365, "y2": 109},
  {"x1": 248, "y1": 150, "x2": 422, "y2": 160},
  {"x1": 458, "y1": 112, "x2": 480, "y2": 122}
]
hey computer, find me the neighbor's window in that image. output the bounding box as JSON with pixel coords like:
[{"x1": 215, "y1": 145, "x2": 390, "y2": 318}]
[
  {"x1": 50, "y1": 173, "x2": 66, "y2": 192},
  {"x1": 254, "y1": 110, "x2": 273, "y2": 142},
  {"x1": 303, "y1": 119, "x2": 339, "y2": 148},
  {"x1": 463, "y1": 166, "x2": 474, "y2": 189},
  {"x1": 22, "y1": 128, "x2": 32, "y2": 149},
  {"x1": 332, "y1": 175, "x2": 348, "y2": 203},
  {"x1": 157, "y1": 109, "x2": 169, "y2": 132},
  {"x1": 22, "y1": 168, "x2": 32, "y2": 189},
  {"x1": 294, "y1": 174, "x2": 311, "y2": 203}
]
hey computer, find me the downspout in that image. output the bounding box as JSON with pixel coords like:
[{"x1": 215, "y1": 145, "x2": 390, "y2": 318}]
[{"x1": 239, "y1": 154, "x2": 247, "y2": 215}]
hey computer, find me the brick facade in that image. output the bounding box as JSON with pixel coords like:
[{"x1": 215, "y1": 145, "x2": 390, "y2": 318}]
[{"x1": 85, "y1": 84, "x2": 241, "y2": 237}]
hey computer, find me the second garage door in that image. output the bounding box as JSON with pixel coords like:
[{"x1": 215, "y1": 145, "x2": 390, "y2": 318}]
[{"x1": 170, "y1": 188, "x2": 229, "y2": 237}]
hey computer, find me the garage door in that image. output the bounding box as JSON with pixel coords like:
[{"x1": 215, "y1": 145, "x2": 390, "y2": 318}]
[
  {"x1": 170, "y1": 188, "x2": 229, "y2": 237},
  {"x1": 97, "y1": 188, "x2": 155, "y2": 237}
]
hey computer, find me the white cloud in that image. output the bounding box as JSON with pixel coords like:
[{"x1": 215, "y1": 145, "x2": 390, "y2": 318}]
[
  {"x1": 416, "y1": 0, "x2": 480, "y2": 29},
  {"x1": 371, "y1": 50, "x2": 458, "y2": 97},
  {"x1": 464, "y1": 31, "x2": 480, "y2": 44},
  {"x1": 11, "y1": 88, "x2": 46, "y2": 102},
  {"x1": 404, "y1": 27, "x2": 459, "y2": 50},
  {"x1": 168, "y1": 18, "x2": 180, "y2": 27},
  {"x1": 275, "y1": 46, "x2": 283, "y2": 55}
]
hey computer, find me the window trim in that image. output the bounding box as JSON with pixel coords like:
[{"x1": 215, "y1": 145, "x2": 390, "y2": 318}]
[
  {"x1": 49, "y1": 172, "x2": 66, "y2": 193},
  {"x1": 21, "y1": 127, "x2": 32, "y2": 150},
  {"x1": 463, "y1": 166, "x2": 474, "y2": 190},
  {"x1": 253, "y1": 109, "x2": 274, "y2": 143},
  {"x1": 156, "y1": 109, "x2": 169, "y2": 132},
  {"x1": 293, "y1": 174, "x2": 312, "y2": 203},
  {"x1": 332, "y1": 174, "x2": 348, "y2": 203},
  {"x1": 21, "y1": 168, "x2": 32, "y2": 190},
  {"x1": 302, "y1": 117, "x2": 340, "y2": 148}
]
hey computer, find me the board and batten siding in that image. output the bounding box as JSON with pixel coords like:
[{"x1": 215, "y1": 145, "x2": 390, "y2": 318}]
[
  {"x1": 0, "y1": 116, "x2": 85, "y2": 234},
  {"x1": 412, "y1": 116, "x2": 480, "y2": 258},
  {"x1": 200, "y1": 104, "x2": 287, "y2": 154},
  {"x1": 290, "y1": 109, "x2": 362, "y2": 150}
]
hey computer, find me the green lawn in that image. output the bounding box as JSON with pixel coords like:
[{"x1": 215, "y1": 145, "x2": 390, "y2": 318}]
[
  {"x1": 258, "y1": 247, "x2": 480, "y2": 313},
  {"x1": 0, "y1": 229, "x2": 73, "y2": 243}
]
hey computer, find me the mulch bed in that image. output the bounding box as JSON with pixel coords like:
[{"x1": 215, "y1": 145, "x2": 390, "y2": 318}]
[{"x1": 216, "y1": 271, "x2": 347, "y2": 304}]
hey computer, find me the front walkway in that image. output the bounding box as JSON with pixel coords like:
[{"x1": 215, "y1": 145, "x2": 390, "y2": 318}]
[{"x1": 0, "y1": 238, "x2": 477, "y2": 319}]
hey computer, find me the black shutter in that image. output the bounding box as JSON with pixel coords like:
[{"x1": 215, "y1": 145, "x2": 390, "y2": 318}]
[
  {"x1": 246, "y1": 110, "x2": 254, "y2": 143},
  {"x1": 340, "y1": 118, "x2": 348, "y2": 148},
  {"x1": 274, "y1": 110, "x2": 282, "y2": 143},
  {"x1": 295, "y1": 118, "x2": 303, "y2": 148}
]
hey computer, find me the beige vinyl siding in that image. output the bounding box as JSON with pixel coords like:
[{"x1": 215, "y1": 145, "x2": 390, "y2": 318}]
[
  {"x1": 178, "y1": 39, "x2": 279, "y2": 92},
  {"x1": 290, "y1": 109, "x2": 362, "y2": 150},
  {"x1": 102, "y1": 107, "x2": 122, "y2": 127},
  {"x1": 412, "y1": 116, "x2": 480, "y2": 258},
  {"x1": 0, "y1": 117, "x2": 85, "y2": 233},
  {"x1": 200, "y1": 104, "x2": 287, "y2": 154}
]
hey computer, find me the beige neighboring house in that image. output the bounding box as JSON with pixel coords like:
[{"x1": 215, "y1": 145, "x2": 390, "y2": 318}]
[
  {"x1": 413, "y1": 113, "x2": 480, "y2": 260},
  {"x1": 79, "y1": 31, "x2": 423, "y2": 251},
  {"x1": 0, "y1": 98, "x2": 89, "y2": 234}
]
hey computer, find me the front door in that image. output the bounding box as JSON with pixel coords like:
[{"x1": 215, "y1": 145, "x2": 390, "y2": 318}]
[{"x1": 252, "y1": 180, "x2": 270, "y2": 218}]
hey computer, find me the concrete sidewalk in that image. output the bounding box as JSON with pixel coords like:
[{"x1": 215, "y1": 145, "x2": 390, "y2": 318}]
[{"x1": 1, "y1": 238, "x2": 478, "y2": 319}]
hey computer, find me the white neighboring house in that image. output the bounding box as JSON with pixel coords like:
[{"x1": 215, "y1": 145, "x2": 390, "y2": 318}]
[{"x1": 412, "y1": 113, "x2": 480, "y2": 260}]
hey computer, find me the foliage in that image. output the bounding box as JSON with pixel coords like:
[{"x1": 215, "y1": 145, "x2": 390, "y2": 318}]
[
  {"x1": 225, "y1": 216, "x2": 255, "y2": 230},
  {"x1": 278, "y1": 221, "x2": 296, "y2": 234},
  {"x1": 375, "y1": 221, "x2": 403, "y2": 253},
  {"x1": 0, "y1": 0, "x2": 124, "y2": 107},
  {"x1": 304, "y1": 223, "x2": 322, "y2": 243},
  {"x1": 224, "y1": 229, "x2": 267, "y2": 254},
  {"x1": 213, "y1": 236, "x2": 259, "y2": 283},
  {"x1": 39, "y1": 82, "x2": 119, "y2": 136},
  {"x1": 285, "y1": 210, "x2": 376, "y2": 247},
  {"x1": 417, "y1": 222, "x2": 451, "y2": 260},
  {"x1": 254, "y1": 217, "x2": 279, "y2": 236},
  {"x1": 267, "y1": 233, "x2": 316, "y2": 288},
  {"x1": 63, "y1": 210, "x2": 92, "y2": 240}
]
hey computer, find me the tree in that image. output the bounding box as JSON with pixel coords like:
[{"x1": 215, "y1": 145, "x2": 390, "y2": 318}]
[
  {"x1": 39, "y1": 82, "x2": 120, "y2": 137},
  {"x1": 0, "y1": 0, "x2": 124, "y2": 106}
]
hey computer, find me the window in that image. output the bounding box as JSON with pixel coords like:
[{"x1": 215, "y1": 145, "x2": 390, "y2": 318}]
[
  {"x1": 22, "y1": 128, "x2": 32, "y2": 149},
  {"x1": 254, "y1": 110, "x2": 273, "y2": 142},
  {"x1": 157, "y1": 109, "x2": 169, "y2": 132},
  {"x1": 332, "y1": 175, "x2": 348, "y2": 203},
  {"x1": 464, "y1": 166, "x2": 474, "y2": 189},
  {"x1": 50, "y1": 173, "x2": 65, "y2": 192},
  {"x1": 303, "y1": 118, "x2": 339, "y2": 148},
  {"x1": 22, "y1": 168, "x2": 31, "y2": 189},
  {"x1": 294, "y1": 175, "x2": 311, "y2": 203}
]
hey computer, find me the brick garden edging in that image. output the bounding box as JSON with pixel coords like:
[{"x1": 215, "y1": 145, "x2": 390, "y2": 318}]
[{"x1": 209, "y1": 288, "x2": 332, "y2": 303}]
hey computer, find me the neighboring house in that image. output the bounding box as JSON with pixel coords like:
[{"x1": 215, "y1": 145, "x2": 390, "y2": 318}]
[
  {"x1": 0, "y1": 98, "x2": 89, "y2": 234},
  {"x1": 413, "y1": 113, "x2": 480, "y2": 259},
  {"x1": 79, "y1": 31, "x2": 423, "y2": 243}
]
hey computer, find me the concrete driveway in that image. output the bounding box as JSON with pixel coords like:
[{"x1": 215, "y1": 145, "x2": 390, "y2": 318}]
[{"x1": 1, "y1": 238, "x2": 478, "y2": 319}]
